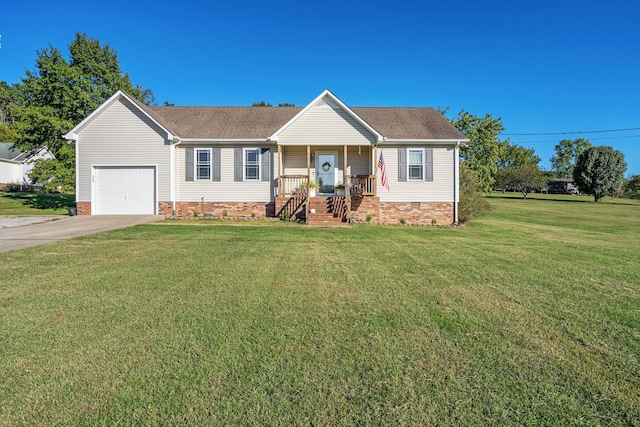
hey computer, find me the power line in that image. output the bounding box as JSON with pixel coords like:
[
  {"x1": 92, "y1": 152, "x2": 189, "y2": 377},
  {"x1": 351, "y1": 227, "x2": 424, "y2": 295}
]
[
  {"x1": 511, "y1": 134, "x2": 640, "y2": 144},
  {"x1": 502, "y1": 127, "x2": 640, "y2": 136}
]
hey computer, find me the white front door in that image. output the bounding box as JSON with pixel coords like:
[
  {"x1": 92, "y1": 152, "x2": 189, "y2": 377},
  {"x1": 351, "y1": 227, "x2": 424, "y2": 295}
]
[
  {"x1": 316, "y1": 153, "x2": 336, "y2": 194},
  {"x1": 94, "y1": 167, "x2": 156, "y2": 214}
]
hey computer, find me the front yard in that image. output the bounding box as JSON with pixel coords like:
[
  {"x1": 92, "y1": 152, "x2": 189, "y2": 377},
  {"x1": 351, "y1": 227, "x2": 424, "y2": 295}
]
[
  {"x1": 1, "y1": 195, "x2": 639, "y2": 425},
  {"x1": 0, "y1": 192, "x2": 75, "y2": 215}
]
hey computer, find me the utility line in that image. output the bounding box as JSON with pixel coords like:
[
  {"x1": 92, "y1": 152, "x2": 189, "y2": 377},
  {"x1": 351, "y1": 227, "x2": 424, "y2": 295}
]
[
  {"x1": 502, "y1": 127, "x2": 640, "y2": 136},
  {"x1": 510, "y1": 134, "x2": 640, "y2": 144}
]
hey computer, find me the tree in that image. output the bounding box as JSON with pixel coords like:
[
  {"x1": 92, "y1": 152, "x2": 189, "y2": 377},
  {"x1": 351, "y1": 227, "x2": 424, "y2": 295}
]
[
  {"x1": 498, "y1": 144, "x2": 541, "y2": 170},
  {"x1": 0, "y1": 82, "x2": 18, "y2": 127},
  {"x1": 624, "y1": 174, "x2": 640, "y2": 200},
  {"x1": 29, "y1": 144, "x2": 75, "y2": 192},
  {"x1": 573, "y1": 146, "x2": 627, "y2": 202},
  {"x1": 6, "y1": 33, "x2": 154, "y2": 190},
  {"x1": 495, "y1": 165, "x2": 548, "y2": 199},
  {"x1": 448, "y1": 110, "x2": 508, "y2": 193},
  {"x1": 550, "y1": 138, "x2": 592, "y2": 178},
  {"x1": 458, "y1": 163, "x2": 492, "y2": 223}
]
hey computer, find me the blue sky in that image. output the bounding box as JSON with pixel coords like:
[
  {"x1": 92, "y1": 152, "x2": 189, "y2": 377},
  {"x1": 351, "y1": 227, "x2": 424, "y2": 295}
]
[{"x1": 1, "y1": 0, "x2": 639, "y2": 174}]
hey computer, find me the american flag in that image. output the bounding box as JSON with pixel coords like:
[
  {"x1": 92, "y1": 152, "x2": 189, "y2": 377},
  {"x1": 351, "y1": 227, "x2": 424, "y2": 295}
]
[{"x1": 378, "y1": 151, "x2": 390, "y2": 191}]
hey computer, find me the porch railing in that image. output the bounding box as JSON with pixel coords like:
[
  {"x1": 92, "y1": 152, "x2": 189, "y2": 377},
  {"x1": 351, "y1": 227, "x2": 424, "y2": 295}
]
[
  {"x1": 348, "y1": 175, "x2": 376, "y2": 196},
  {"x1": 278, "y1": 175, "x2": 309, "y2": 196}
]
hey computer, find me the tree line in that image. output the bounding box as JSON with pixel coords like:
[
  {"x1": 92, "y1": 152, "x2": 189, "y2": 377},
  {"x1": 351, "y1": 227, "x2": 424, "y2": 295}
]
[
  {"x1": 1, "y1": 34, "x2": 636, "y2": 207},
  {"x1": 442, "y1": 110, "x2": 630, "y2": 203}
]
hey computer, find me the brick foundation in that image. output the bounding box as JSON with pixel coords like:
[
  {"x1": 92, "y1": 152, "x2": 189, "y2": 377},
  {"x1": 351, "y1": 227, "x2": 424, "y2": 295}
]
[
  {"x1": 174, "y1": 201, "x2": 275, "y2": 219},
  {"x1": 349, "y1": 196, "x2": 382, "y2": 223},
  {"x1": 379, "y1": 202, "x2": 454, "y2": 225},
  {"x1": 158, "y1": 201, "x2": 173, "y2": 216},
  {"x1": 76, "y1": 201, "x2": 173, "y2": 216},
  {"x1": 77, "y1": 197, "x2": 453, "y2": 224},
  {"x1": 77, "y1": 202, "x2": 91, "y2": 215}
]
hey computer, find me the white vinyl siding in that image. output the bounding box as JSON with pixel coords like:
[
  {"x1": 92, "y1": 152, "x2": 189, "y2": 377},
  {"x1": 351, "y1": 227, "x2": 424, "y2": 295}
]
[
  {"x1": 177, "y1": 145, "x2": 277, "y2": 202},
  {"x1": 378, "y1": 145, "x2": 455, "y2": 202},
  {"x1": 76, "y1": 97, "x2": 171, "y2": 204},
  {"x1": 278, "y1": 99, "x2": 377, "y2": 146}
]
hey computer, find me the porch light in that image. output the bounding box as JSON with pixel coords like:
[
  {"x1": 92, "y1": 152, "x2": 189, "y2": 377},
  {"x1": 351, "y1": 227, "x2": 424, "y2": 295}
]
[{"x1": 358, "y1": 146, "x2": 361, "y2": 156}]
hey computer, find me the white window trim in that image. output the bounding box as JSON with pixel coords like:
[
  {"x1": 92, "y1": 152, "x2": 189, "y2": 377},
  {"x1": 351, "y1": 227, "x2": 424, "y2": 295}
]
[
  {"x1": 195, "y1": 148, "x2": 212, "y2": 181},
  {"x1": 243, "y1": 147, "x2": 261, "y2": 181},
  {"x1": 407, "y1": 148, "x2": 425, "y2": 181}
]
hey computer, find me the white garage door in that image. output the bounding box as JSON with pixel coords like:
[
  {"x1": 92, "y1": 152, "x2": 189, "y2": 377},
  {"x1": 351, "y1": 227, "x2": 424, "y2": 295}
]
[{"x1": 94, "y1": 167, "x2": 156, "y2": 215}]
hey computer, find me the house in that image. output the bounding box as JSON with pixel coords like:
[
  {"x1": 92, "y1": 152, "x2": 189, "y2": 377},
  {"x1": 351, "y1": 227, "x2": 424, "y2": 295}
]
[
  {"x1": 64, "y1": 90, "x2": 468, "y2": 225},
  {"x1": 0, "y1": 143, "x2": 55, "y2": 191}
]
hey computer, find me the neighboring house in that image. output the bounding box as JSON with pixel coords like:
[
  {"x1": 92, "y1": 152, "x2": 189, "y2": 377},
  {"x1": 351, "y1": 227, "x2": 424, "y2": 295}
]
[
  {"x1": 0, "y1": 143, "x2": 55, "y2": 190},
  {"x1": 64, "y1": 90, "x2": 468, "y2": 225}
]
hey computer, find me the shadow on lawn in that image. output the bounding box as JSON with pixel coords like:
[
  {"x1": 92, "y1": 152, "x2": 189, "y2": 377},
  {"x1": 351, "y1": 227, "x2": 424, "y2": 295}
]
[
  {"x1": 5, "y1": 192, "x2": 76, "y2": 210},
  {"x1": 487, "y1": 193, "x2": 640, "y2": 206}
]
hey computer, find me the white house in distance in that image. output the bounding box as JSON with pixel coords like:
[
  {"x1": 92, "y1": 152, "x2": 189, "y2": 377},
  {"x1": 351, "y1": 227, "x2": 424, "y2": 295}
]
[
  {"x1": 0, "y1": 143, "x2": 55, "y2": 190},
  {"x1": 64, "y1": 90, "x2": 467, "y2": 225}
]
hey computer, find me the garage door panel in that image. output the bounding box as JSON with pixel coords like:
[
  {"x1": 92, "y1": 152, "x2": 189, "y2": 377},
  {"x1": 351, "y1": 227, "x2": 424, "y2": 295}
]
[{"x1": 95, "y1": 167, "x2": 156, "y2": 215}]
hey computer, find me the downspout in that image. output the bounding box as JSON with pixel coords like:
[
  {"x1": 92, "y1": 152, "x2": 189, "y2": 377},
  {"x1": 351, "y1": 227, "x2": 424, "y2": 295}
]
[{"x1": 453, "y1": 142, "x2": 459, "y2": 224}]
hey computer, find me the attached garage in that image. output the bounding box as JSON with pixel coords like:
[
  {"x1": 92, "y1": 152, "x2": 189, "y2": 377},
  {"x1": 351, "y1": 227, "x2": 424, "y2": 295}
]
[{"x1": 94, "y1": 166, "x2": 156, "y2": 214}]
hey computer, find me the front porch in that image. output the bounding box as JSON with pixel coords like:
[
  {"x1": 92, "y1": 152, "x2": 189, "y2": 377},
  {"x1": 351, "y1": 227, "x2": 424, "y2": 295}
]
[{"x1": 275, "y1": 144, "x2": 379, "y2": 223}]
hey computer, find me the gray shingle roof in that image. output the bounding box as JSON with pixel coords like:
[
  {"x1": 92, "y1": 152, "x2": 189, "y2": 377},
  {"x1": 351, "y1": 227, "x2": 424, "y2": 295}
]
[
  {"x1": 149, "y1": 106, "x2": 299, "y2": 139},
  {"x1": 145, "y1": 104, "x2": 466, "y2": 141},
  {"x1": 353, "y1": 107, "x2": 466, "y2": 140},
  {"x1": 0, "y1": 143, "x2": 23, "y2": 161}
]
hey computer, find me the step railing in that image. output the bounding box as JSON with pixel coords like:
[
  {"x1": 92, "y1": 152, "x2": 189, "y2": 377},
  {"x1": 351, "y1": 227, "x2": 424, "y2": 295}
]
[{"x1": 278, "y1": 192, "x2": 307, "y2": 221}]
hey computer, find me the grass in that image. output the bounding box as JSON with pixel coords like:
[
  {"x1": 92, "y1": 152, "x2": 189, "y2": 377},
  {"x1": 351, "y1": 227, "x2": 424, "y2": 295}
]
[
  {"x1": 1, "y1": 194, "x2": 639, "y2": 425},
  {"x1": 0, "y1": 192, "x2": 75, "y2": 215}
]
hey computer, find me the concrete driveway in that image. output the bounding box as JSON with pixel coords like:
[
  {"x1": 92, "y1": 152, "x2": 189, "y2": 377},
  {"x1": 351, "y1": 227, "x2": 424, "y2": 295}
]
[{"x1": 0, "y1": 215, "x2": 164, "y2": 253}]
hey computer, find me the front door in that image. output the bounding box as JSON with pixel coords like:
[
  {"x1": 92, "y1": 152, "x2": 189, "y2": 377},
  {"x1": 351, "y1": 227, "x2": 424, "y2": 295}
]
[{"x1": 316, "y1": 153, "x2": 336, "y2": 194}]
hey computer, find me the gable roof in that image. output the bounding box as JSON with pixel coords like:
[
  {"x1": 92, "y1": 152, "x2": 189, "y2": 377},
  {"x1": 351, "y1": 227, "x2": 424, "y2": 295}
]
[
  {"x1": 0, "y1": 143, "x2": 54, "y2": 163},
  {"x1": 64, "y1": 91, "x2": 175, "y2": 141},
  {"x1": 269, "y1": 89, "x2": 384, "y2": 142},
  {"x1": 0, "y1": 143, "x2": 23, "y2": 161},
  {"x1": 65, "y1": 90, "x2": 467, "y2": 142}
]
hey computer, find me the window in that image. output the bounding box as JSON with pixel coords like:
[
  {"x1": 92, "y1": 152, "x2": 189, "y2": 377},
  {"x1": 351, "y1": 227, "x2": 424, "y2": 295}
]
[
  {"x1": 244, "y1": 148, "x2": 260, "y2": 181},
  {"x1": 196, "y1": 149, "x2": 211, "y2": 180},
  {"x1": 408, "y1": 148, "x2": 424, "y2": 180}
]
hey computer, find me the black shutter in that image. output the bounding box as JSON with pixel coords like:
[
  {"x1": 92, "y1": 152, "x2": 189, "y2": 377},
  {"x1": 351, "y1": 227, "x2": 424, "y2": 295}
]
[
  {"x1": 425, "y1": 148, "x2": 433, "y2": 182},
  {"x1": 261, "y1": 148, "x2": 270, "y2": 182},
  {"x1": 398, "y1": 148, "x2": 407, "y2": 182},
  {"x1": 212, "y1": 148, "x2": 221, "y2": 182},
  {"x1": 234, "y1": 147, "x2": 242, "y2": 181},
  {"x1": 185, "y1": 147, "x2": 194, "y2": 181}
]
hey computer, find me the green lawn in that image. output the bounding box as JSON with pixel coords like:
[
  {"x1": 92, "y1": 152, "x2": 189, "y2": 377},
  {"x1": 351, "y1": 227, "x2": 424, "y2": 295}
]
[
  {"x1": 0, "y1": 192, "x2": 75, "y2": 215},
  {"x1": 2, "y1": 195, "x2": 639, "y2": 425}
]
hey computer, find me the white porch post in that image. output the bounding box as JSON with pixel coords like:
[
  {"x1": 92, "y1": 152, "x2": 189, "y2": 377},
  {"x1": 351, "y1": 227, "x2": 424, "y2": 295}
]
[{"x1": 306, "y1": 145, "x2": 310, "y2": 220}]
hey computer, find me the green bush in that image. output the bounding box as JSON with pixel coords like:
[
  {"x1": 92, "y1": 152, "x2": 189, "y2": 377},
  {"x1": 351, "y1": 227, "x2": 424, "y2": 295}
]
[{"x1": 458, "y1": 163, "x2": 492, "y2": 223}]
